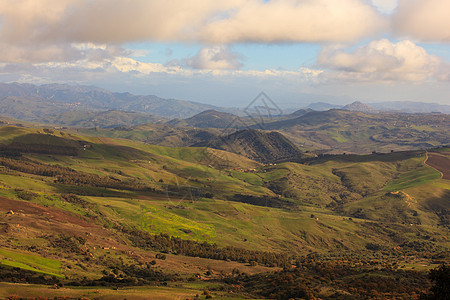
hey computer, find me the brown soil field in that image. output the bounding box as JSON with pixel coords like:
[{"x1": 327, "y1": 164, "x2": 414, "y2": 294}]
[
  {"x1": 426, "y1": 152, "x2": 450, "y2": 180},
  {"x1": 0, "y1": 197, "x2": 95, "y2": 227},
  {"x1": 0, "y1": 197, "x2": 127, "y2": 251}
]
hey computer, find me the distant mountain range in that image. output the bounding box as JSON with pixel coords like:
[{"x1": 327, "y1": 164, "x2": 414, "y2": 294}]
[
  {"x1": 0, "y1": 82, "x2": 218, "y2": 120},
  {"x1": 306, "y1": 100, "x2": 450, "y2": 114},
  {"x1": 1, "y1": 82, "x2": 449, "y2": 130},
  {"x1": 369, "y1": 101, "x2": 450, "y2": 113}
]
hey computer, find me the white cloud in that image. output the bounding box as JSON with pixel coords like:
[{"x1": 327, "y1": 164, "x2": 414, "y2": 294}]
[
  {"x1": 393, "y1": 0, "x2": 450, "y2": 42},
  {"x1": 185, "y1": 46, "x2": 242, "y2": 70},
  {"x1": 0, "y1": 53, "x2": 322, "y2": 86},
  {"x1": 318, "y1": 39, "x2": 445, "y2": 82},
  {"x1": 0, "y1": 41, "x2": 126, "y2": 64}
]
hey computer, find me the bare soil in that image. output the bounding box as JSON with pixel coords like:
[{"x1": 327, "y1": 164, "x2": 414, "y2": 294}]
[{"x1": 426, "y1": 152, "x2": 450, "y2": 180}]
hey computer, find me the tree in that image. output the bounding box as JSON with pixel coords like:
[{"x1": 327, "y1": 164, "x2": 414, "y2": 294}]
[{"x1": 423, "y1": 264, "x2": 449, "y2": 299}]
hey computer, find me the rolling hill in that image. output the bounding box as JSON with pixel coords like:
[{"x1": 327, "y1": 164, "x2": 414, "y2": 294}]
[
  {"x1": 262, "y1": 109, "x2": 450, "y2": 154},
  {"x1": 193, "y1": 129, "x2": 304, "y2": 163},
  {"x1": 0, "y1": 119, "x2": 448, "y2": 298}
]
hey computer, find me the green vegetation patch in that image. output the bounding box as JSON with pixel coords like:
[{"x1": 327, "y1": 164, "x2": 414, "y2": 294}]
[
  {"x1": 0, "y1": 248, "x2": 62, "y2": 278},
  {"x1": 385, "y1": 166, "x2": 441, "y2": 192},
  {"x1": 140, "y1": 205, "x2": 216, "y2": 242}
]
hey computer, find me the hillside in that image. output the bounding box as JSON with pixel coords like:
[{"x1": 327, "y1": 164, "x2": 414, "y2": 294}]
[
  {"x1": 263, "y1": 109, "x2": 450, "y2": 154},
  {"x1": 41, "y1": 110, "x2": 162, "y2": 128},
  {"x1": 79, "y1": 123, "x2": 221, "y2": 147},
  {"x1": 194, "y1": 129, "x2": 303, "y2": 163},
  {"x1": 287, "y1": 108, "x2": 314, "y2": 117},
  {"x1": 0, "y1": 123, "x2": 448, "y2": 298}
]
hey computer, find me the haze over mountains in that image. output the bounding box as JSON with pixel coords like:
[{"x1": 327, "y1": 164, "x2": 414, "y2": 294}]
[
  {"x1": 0, "y1": 82, "x2": 449, "y2": 161},
  {"x1": 0, "y1": 82, "x2": 218, "y2": 120},
  {"x1": 309, "y1": 100, "x2": 450, "y2": 114},
  {"x1": 1, "y1": 83, "x2": 450, "y2": 126}
]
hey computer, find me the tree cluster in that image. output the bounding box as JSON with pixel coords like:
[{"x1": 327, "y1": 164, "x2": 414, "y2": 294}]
[
  {"x1": 124, "y1": 231, "x2": 290, "y2": 267},
  {"x1": 0, "y1": 156, "x2": 148, "y2": 191}
]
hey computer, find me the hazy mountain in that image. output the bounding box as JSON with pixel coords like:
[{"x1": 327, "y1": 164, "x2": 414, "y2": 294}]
[
  {"x1": 342, "y1": 101, "x2": 377, "y2": 113},
  {"x1": 369, "y1": 101, "x2": 450, "y2": 114},
  {"x1": 287, "y1": 108, "x2": 314, "y2": 118},
  {"x1": 168, "y1": 109, "x2": 238, "y2": 128},
  {"x1": 0, "y1": 82, "x2": 217, "y2": 120},
  {"x1": 306, "y1": 100, "x2": 450, "y2": 114},
  {"x1": 306, "y1": 102, "x2": 342, "y2": 111}
]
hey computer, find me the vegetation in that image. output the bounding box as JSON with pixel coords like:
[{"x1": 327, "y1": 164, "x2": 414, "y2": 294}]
[{"x1": 0, "y1": 123, "x2": 448, "y2": 299}]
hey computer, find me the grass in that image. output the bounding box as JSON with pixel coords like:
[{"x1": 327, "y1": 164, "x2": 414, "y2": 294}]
[
  {"x1": 0, "y1": 248, "x2": 62, "y2": 278},
  {"x1": 141, "y1": 205, "x2": 216, "y2": 242},
  {"x1": 384, "y1": 165, "x2": 442, "y2": 191}
]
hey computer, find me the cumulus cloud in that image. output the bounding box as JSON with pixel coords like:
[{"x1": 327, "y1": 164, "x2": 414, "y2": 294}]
[
  {"x1": 201, "y1": 0, "x2": 386, "y2": 43},
  {"x1": 0, "y1": 0, "x2": 239, "y2": 63},
  {"x1": 185, "y1": 46, "x2": 242, "y2": 70},
  {"x1": 0, "y1": 0, "x2": 385, "y2": 47},
  {"x1": 393, "y1": 0, "x2": 450, "y2": 42},
  {"x1": 318, "y1": 39, "x2": 444, "y2": 82},
  {"x1": 0, "y1": 0, "x2": 238, "y2": 44}
]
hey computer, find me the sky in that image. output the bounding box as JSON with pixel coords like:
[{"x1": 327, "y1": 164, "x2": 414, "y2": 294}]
[{"x1": 0, "y1": 0, "x2": 450, "y2": 107}]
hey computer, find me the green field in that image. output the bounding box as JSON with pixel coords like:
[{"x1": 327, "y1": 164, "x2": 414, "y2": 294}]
[{"x1": 0, "y1": 248, "x2": 62, "y2": 278}]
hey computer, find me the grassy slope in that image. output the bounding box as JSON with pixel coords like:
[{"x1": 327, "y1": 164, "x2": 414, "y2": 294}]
[{"x1": 0, "y1": 248, "x2": 62, "y2": 277}]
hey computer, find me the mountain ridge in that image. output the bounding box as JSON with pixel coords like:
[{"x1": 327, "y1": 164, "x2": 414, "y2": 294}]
[{"x1": 0, "y1": 82, "x2": 218, "y2": 119}]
